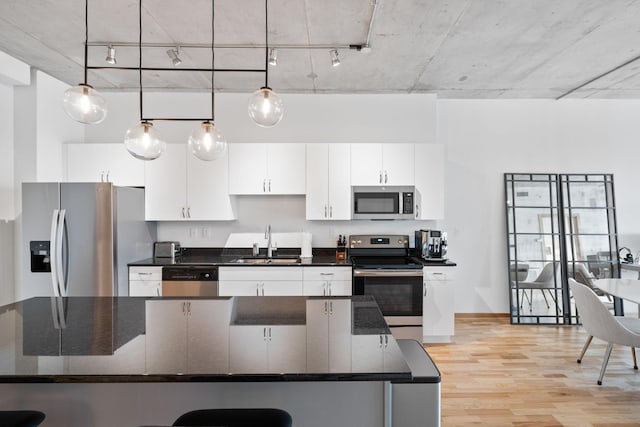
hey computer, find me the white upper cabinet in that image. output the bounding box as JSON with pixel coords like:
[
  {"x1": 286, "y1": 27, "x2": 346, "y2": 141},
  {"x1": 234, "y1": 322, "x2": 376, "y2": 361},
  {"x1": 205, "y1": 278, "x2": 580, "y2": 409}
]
[
  {"x1": 144, "y1": 144, "x2": 236, "y2": 221},
  {"x1": 305, "y1": 144, "x2": 351, "y2": 220},
  {"x1": 350, "y1": 143, "x2": 414, "y2": 186},
  {"x1": 228, "y1": 143, "x2": 305, "y2": 195},
  {"x1": 414, "y1": 144, "x2": 445, "y2": 220},
  {"x1": 65, "y1": 143, "x2": 145, "y2": 186}
]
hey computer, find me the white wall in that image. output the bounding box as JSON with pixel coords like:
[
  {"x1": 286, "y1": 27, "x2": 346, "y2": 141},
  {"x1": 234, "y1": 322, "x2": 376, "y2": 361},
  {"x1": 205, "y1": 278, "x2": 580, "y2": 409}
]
[
  {"x1": 439, "y1": 99, "x2": 640, "y2": 313},
  {"x1": 0, "y1": 83, "x2": 15, "y2": 306}
]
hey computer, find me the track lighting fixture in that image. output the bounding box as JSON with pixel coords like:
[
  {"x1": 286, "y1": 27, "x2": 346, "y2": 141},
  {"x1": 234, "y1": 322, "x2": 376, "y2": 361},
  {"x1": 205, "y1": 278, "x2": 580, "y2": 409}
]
[
  {"x1": 268, "y1": 48, "x2": 278, "y2": 66},
  {"x1": 105, "y1": 45, "x2": 116, "y2": 64},
  {"x1": 330, "y1": 49, "x2": 340, "y2": 67},
  {"x1": 166, "y1": 47, "x2": 182, "y2": 66}
]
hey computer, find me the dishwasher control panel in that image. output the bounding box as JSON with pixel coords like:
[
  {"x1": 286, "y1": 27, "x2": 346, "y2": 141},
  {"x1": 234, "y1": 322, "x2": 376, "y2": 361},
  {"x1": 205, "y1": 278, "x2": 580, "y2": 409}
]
[{"x1": 162, "y1": 266, "x2": 218, "y2": 281}]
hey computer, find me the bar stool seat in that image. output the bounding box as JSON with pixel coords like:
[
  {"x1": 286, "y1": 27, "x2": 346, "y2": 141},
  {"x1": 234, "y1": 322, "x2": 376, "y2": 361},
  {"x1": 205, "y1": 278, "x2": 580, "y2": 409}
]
[{"x1": 0, "y1": 411, "x2": 46, "y2": 427}]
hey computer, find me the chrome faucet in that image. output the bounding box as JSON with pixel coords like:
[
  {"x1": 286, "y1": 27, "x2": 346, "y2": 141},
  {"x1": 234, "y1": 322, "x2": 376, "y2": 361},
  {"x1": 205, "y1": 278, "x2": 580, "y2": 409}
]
[{"x1": 265, "y1": 224, "x2": 273, "y2": 258}]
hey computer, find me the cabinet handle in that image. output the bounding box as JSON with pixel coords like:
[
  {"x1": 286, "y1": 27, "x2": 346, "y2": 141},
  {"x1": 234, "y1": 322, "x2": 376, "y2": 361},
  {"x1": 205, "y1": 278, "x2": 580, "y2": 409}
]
[
  {"x1": 320, "y1": 272, "x2": 334, "y2": 276},
  {"x1": 137, "y1": 272, "x2": 152, "y2": 276},
  {"x1": 256, "y1": 284, "x2": 260, "y2": 296},
  {"x1": 329, "y1": 301, "x2": 333, "y2": 314},
  {"x1": 384, "y1": 171, "x2": 388, "y2": 184},
  {"x1": 379, "y1": 171, "x2": 383, "y2": 184},
  {"x1": 263, "y1": 179, "x2": 266, "y2": 192},
  {"x1": 384, "y1": 335, "x2": 389, "y2": 348},
  {"x1": 329, "y1": 205, "x2": 333, "y2": 217},
  {"x1": 106, "y1": 171, "x2": 110, "y2": 182},
  {"x1": 182, "y1": 302, "x2": 186, "y2": 314},
  {"x1": 379, "y1": 335, "x2": 384, "y2": 348},
  {"x1": 156, "y1": 288, "x2": 160, "y2": 296},
  {"x1": 268, "y1": 327, "x2": 272, "y2": 341},
  {"x1": 187, "y1": 301, "x2": 191, "y2": 315},
  {"x1": 424, "y1": 282, "x2": 427, "y2": 296},
  {"x1": 324, "y1": 301, "x2": 328, "y2": 314},
  {"x1": 100, "y1": 171, "x2": 104, "y2": 182},
  {"x1": 323, "y1": 285, "x2": 326, "y2": 296},
  {"x1": 328, "y1": 282, "x2": 332, "y2": 296},
  {"x1": 324, "y1": 205, "x2": 328, "y2": 218},
  {"x1": 181, "y1": 207, "x2": 185, "y2": 218},
  {"x1": 268, "y1": 179, "x2": 271, "y2": 192},
  {"x1": 416, "y1": 204, "x2": 419, "y2": 219},
  {"x1": 263, "y1": 327, "x2": 267, "y2": 341},
  {"x1": 187, "y1": 207, "x2": 191, "y2": 218}
]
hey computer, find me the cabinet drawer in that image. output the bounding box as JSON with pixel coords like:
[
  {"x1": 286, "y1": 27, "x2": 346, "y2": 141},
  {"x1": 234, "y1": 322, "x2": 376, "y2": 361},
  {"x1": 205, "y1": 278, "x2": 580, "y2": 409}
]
[
  {"x1": 219, "y1": 266, "x2": 303, "y2": 281},
  {"x1": 303, "y1": 267, "x2": 352, "y2": 281},
  {"x1": 129, "y1": 266, "x2": 162, "y2": 280},
  {"x1": 423, "y1": 268, "x2": 456, "y2": 282}
]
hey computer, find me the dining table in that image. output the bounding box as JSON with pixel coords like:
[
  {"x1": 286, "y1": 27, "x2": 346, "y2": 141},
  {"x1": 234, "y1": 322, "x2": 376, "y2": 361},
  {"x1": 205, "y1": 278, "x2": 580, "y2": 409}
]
[{"x1": 594, "y1": 278, "x2": 640, "y2": 316}]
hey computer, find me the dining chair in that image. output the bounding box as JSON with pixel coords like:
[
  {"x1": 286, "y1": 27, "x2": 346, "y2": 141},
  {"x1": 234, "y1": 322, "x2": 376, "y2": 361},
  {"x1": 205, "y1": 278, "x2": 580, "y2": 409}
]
[
  {"x1": 569, "y1": 279, "x2": 640, "y2": 385},
  {"x1": 172, "y1": 408, "x2": 293, "y2": 427},
  {"x1": 517, "y1": 262, "x2": 559, "y2": 310},
  {"x1": 0, "y1": 410, "x2": 46, "y2": 427}
]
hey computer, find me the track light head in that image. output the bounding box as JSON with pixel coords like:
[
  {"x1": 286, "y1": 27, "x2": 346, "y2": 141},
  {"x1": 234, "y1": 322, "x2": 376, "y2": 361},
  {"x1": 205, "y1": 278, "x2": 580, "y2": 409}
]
[
  {"x1": 268, "y1": 48, "x2": 278, "y2": 66},
  {"x1": 330, "y1": 49, "x2": 340, "y2": 67},
  {"x1": 105, "y1": 45, "x2": 116, "y2": 65},
  {"x1": 166, "y1": 47, "x2": 182, "y2": 66}
]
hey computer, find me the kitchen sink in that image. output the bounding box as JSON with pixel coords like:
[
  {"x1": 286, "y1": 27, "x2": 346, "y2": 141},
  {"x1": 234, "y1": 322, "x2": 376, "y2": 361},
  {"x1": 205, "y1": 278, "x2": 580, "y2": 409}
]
[{"x1": 232, "y1": 256, "x2": 301, "y2": 265}]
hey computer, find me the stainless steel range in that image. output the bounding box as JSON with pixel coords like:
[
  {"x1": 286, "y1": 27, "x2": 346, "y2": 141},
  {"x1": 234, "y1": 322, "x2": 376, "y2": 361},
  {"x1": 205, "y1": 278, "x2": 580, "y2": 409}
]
[{"x1": 350, "y1": 234, "x2": 423, "y2": 341}]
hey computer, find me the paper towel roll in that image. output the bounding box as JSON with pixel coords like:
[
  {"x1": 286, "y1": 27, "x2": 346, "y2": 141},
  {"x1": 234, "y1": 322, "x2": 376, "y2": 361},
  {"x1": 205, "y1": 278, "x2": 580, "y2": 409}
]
[{"x1": 301, "y1": 232, "x2": 313, "y2": 258}]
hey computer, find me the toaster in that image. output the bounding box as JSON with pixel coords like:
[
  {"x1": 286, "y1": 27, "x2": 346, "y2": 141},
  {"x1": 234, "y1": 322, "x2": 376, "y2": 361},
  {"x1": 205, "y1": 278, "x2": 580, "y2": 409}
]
[{"x1": 153, "y1": 241, "x2": 181, "y2": 259}]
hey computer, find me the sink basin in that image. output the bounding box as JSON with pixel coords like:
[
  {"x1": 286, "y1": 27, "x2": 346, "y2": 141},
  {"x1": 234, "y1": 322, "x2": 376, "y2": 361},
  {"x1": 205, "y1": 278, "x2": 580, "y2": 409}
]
[{"x1": 232, "y1": 256, "x2": 301, "y2": 265}]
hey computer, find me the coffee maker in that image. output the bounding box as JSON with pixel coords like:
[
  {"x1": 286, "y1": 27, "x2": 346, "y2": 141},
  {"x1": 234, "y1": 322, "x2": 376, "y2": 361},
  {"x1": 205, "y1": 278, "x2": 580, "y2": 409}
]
[{"x1": 415, "y1": 229, "x2": 448, "y2": 260}]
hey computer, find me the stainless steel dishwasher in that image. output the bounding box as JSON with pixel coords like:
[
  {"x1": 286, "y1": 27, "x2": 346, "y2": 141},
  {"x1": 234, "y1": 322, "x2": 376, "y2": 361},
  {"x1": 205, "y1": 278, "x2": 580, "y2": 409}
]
[{"x1": 161, "y1": 266, "x2": 218, "y2": 297}]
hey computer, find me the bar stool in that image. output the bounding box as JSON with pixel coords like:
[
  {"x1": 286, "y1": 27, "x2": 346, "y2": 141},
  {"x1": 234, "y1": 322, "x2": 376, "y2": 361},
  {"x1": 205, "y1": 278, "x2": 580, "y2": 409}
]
[
  {"x1": 0, "y1": 411, "x2": 46, "y2": 427},
  {"x1": 172, "y1": 408, "x2": 292, "y2": 427}
]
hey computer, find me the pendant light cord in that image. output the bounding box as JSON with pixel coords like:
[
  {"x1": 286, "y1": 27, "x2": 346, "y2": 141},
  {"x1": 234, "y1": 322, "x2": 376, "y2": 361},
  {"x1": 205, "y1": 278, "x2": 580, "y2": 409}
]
[
  {"x1": 138, "y1": 0, "x2": 143, "y2": 121},
  {"x1": 211, "y1": 0, "x2": 215, "y2": 122},
  {"x1": 83, "y1": 0, "x2": 88, "y2": 84},
  {"x1": 264, "y1": 0, "x2": 269, "y2": 88}
]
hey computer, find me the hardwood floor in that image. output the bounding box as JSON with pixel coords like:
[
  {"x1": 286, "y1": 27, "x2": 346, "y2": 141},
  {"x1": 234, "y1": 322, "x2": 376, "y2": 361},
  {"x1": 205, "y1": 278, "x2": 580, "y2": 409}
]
[{"x1": 424, "y1": 315, "x2": 640, "y2": 427}]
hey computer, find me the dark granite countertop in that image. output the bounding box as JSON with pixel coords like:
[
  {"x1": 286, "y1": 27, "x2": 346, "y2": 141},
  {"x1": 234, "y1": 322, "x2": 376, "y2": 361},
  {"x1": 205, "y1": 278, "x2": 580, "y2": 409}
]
[{"x1": 0, "y1": 296, "x2": 441, "y2": 384}]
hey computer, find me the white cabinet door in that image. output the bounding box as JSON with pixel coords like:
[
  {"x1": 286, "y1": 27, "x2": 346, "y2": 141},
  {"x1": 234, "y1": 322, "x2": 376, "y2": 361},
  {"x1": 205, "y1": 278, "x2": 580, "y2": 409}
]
[
  {"x1": 327, "y1": 299, "x2": 352, "y2": 372},
  {"x1": 268, "y1": 325, "x2": 306, "y2": 373},
  {"x1": 187, "y1": 300, "x2": 230, "y2": 372},
  {"x1": 351, "y1": 334, "x2": 385, "y2": 371},
  {"x1": 186, "y1": 150, "x2": 236, "y2": 220},
  {"x1": 307, "y1": 144, "x2": 352, "y2": 220},
  {"x1": 144, "y1": 144, "x2": 187, "y2": 220},
  {"x1": 66, "y1": 143, "x2": 145, "y2": 186},
  {"x1": 350, "y1": 143, "x2": 414, "y2": 186},
  {"x1": 229, "y1": 325, "x2": 269, "y2": 373},
  {"x1": 350, "y1": 144, "x2": 383, "y2": 185},
  {"x1": 303, "y1": 267, "x2": 352, "y2": 296},
  {"x1": 414, "y1": 144, "x2": 444, "y2": 219},
  {"x1": 305, "y1": 144, "x2": 330, "y2": 220},
  {"x1": 228, "y1": 143, "x2": 267, "y2": 194},
  {"x1": 422, "y1": 267, "x2": 456, "y2": 342},
  {"x1": 145, "y1": 300, "x2": 188, "y2": 373},
  {"x1": 268, "y1": 143, "x2": 306, "y2": 194},
  {"x1": 383, "y1": 143, "x2": 414, "y2": 185},
  {"x1": 129, "y1": 280, "x2": 161, "y2": 296},
  {"x1": 306, "y1": 300, "x2": 330, "y2": 371}
]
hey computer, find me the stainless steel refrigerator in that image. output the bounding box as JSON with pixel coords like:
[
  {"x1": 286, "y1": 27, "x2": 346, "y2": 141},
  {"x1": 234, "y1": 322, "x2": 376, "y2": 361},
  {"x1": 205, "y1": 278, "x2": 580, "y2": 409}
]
[{"x1": 21, "y1": 182, "x2": 156, "y2": 299}]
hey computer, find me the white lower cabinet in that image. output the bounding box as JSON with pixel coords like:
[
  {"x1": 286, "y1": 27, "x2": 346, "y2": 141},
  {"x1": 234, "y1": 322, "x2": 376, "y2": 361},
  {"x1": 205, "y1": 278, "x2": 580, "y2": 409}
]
[
  {"x1": 422, "y1": 266, "x2": 456, "y2": 343},
  {"x1": 351, "y1": 333, "x2": 406, "y2": 372},
  {"x1": 218, "y1": 267, "x2": 303, "y2": 296},
  {"x1": 145, "y1": 299, "x2": 230, "y2": 373},
  {"x1": 229, "y1": 325, "x2": 306, "y2": 373},
  {"x1": 128, "y1": 266, "x2": 162, "y2": 296},
  {"x1": 306, "y1": 299, "x2": 352, "y2": 373},
  {"x1": 302, "y1": 267, "x2": 352, "y2": 296}
]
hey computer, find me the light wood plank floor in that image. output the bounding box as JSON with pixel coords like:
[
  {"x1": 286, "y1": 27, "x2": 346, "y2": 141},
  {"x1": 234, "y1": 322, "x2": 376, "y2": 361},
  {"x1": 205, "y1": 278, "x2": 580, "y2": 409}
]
[{"x1": 424, "y1": 315, "x2": 640, "y2": 427}]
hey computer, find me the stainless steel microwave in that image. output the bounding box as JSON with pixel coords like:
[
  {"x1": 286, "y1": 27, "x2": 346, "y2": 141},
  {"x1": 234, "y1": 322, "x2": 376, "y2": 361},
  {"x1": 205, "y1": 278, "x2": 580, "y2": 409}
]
[{"x1": 352, "y1": 186, "x2": 417, "y2": 219}]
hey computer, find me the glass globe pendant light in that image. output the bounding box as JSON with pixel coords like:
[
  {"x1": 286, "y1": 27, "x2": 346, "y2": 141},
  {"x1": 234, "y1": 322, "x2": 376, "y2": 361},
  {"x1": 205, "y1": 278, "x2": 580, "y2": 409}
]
[
  {"x1": 62, "y1": 0, "x2": 107, "y2": 124},
  {"x1": 248, "y1": 0, "x2": 283, "y2": 128},
  {"x1": 189, "y1": 121, "x2": 227, "y2": 161},
  {"x1": 63, "y1": 83, "x2": 107, "y2": 124},
  {"x1": 124, "y1": 121, "x2": 166, "y2": 161}
]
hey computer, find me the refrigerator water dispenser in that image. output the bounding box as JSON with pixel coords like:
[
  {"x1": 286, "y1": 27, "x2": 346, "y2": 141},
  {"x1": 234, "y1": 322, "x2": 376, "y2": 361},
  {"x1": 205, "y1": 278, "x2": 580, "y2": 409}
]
[{"x1": 30, "y1": 241, "x2": 51, "y2": 272}]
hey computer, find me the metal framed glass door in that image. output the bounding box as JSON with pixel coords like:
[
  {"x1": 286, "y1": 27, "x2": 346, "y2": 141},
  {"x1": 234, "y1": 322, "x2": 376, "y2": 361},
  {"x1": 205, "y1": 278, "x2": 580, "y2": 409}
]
[{"x1": 505, "y1": 173, "x2": 618, "y2": 325}]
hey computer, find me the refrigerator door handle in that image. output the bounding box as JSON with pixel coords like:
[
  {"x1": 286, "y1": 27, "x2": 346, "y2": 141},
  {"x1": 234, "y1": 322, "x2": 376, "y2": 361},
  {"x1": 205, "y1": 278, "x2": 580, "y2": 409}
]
[
  {"x1": 50, "y1": 209, "x2": 61, "y2": 297},
  {"x1": 56, "y1": 209, "x2": 68, "y2": 297},
  {"x1": 59, "y1": 209, "x2": 70, "y2": 297}
]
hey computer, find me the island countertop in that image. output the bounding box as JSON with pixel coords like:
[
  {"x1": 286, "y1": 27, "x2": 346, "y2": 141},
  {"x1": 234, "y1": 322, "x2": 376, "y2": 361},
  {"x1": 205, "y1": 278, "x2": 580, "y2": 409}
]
[{"x1": 0, "y1": 295, "x2": 440, "y2": 384}]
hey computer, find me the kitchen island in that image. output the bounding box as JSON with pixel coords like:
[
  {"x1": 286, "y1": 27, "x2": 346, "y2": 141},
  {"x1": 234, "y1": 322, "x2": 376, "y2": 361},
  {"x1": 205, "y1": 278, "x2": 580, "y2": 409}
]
[{"x1": 0, "y1": 295, "x2": 440, "y2": 427}]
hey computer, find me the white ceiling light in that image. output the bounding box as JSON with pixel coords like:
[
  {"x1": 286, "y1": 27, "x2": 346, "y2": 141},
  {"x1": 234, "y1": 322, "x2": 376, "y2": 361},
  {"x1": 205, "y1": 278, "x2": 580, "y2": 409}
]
[
  {"x1": 166, "y1": 47, "x2": 182, "y2": 66},
  {"x1": 105, "y1": 45, "x2": 116, "y2": 64},
  {"x1": 330, "y1": 49, "x2": 340, "y2": 67},
  {"x1": 248, "y1": 0, "x2": 284, "y2": 127},
  {"x1": 62, "y1": 0, "x2": 107, "y2": 124}
]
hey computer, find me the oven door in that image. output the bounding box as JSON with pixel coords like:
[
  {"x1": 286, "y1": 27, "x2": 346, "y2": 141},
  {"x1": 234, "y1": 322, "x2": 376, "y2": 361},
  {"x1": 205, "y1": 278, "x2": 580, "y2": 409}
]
[{"x1": 352, "y1": 269, "x2": 423, "y2": 319}]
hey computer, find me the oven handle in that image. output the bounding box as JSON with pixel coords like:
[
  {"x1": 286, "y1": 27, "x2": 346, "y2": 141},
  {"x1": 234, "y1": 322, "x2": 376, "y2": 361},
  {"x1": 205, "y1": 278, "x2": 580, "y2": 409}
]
[{"x1": 353, "y1": 269, "x2": 424, "y2": 277}]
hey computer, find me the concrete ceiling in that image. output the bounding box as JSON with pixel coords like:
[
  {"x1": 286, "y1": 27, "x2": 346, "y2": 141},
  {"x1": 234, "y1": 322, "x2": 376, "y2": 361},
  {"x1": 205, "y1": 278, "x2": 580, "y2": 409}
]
[{"x1": 2, "y1": 0, "x2": 640, "y2": 98}]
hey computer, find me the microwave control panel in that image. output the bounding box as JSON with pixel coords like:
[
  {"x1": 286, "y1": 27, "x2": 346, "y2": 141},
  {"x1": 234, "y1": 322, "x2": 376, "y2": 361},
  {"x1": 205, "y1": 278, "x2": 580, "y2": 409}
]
[{"x1": 402, "y1": 192, "x2": 414, "y2": 214}]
